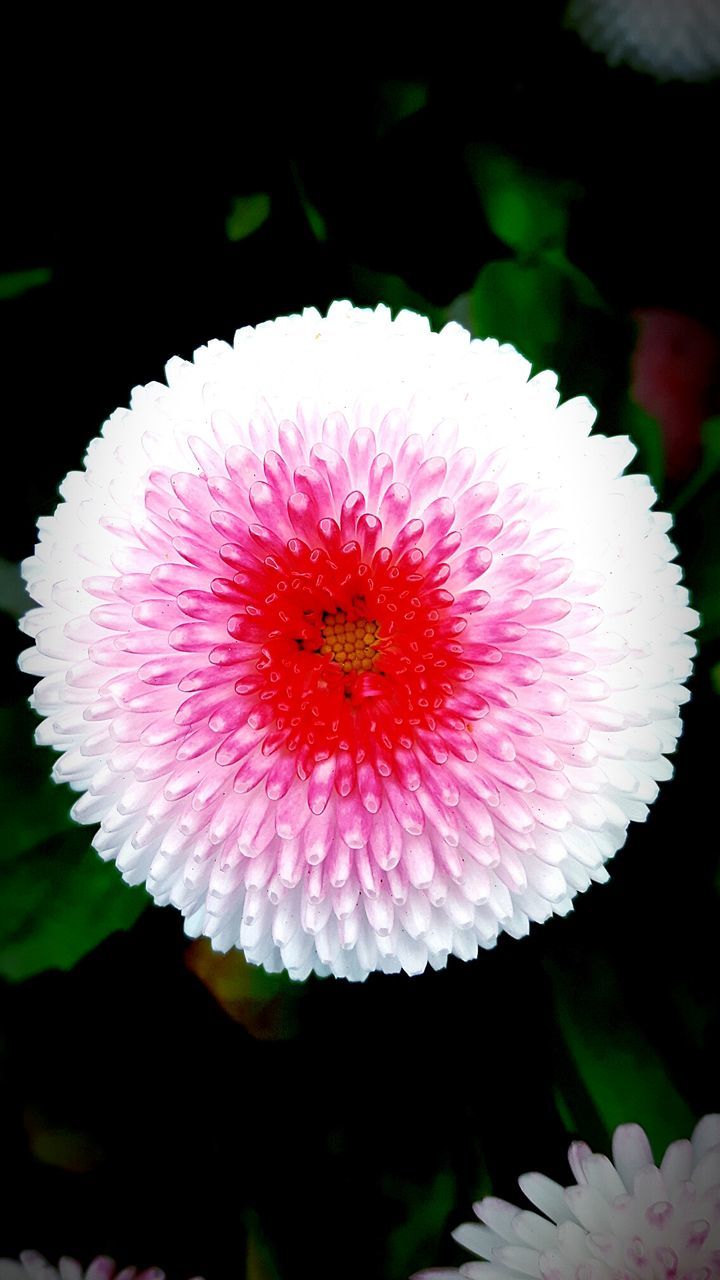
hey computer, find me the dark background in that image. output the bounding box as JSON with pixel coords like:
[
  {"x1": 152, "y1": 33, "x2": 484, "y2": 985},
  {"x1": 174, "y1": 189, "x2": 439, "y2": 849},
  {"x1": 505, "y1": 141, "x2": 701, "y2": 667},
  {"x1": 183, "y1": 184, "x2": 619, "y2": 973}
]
[{"x1": 1, "y1": 19, "x2": 719, "y2": 1280}]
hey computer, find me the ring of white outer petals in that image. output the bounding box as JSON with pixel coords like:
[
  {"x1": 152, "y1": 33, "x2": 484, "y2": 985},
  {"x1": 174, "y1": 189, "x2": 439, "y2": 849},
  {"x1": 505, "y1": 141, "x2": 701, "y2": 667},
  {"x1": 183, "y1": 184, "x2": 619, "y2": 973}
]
[{"x1": 19, "y1": 303, "x2": 697, "y2": 981}]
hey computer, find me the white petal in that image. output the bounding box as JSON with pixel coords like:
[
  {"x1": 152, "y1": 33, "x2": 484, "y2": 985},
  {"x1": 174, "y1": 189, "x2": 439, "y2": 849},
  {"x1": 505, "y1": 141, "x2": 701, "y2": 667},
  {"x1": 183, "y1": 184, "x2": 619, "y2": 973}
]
[{"x1": 611, "y1": 1123, "x2": 655, "y2": 1191}]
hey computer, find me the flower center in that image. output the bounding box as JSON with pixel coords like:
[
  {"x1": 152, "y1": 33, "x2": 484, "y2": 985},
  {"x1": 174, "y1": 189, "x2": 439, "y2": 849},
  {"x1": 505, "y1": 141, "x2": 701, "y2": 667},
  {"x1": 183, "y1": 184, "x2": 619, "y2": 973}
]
[
  {"x1": 220, "y1": 508, "x2": 484, "y2": 779},
  {"x1": 317, "y1": 608, "x2": 380, "y2": 675}
]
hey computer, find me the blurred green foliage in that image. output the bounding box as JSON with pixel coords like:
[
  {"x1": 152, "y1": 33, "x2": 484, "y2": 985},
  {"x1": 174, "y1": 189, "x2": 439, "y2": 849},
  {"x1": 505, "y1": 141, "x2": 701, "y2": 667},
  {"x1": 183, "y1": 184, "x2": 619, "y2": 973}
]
[
  {"x1": 291, "y1": 163, "x2": 328, "y2": 243},
  {"x1": 227, "y1": 194, "x2": 272, "y2": 242},
  {"x1": 186, "y1": 939, "x2": 302, "y2": 1039},
  {"x1": 456, "y1": 144, "x2": 619, "y2": 417},
  {"x1": 467, "y1": 148, "x2": 580, "y2": 257},
  {"x1": 0, "y1": 556, "x2": 30, "y2": 617},
  {"x1": 619, "y1": 397, "x2": 665, "y2": 492},
  {"x1": 470, "y1": 257, "x2": 567, "y2": 368},
  {"x1": 674, "y1": 416, "x2": 720, "y2": 511},
  {"x1": 0, "y1": 267, "x2": 52, "y2": 300},
  {"x1": 350, "y1": 264, "x2": 445, "y2": 328},
  {"x1": 245, "y1": 1212, "x2": 283, "y2": 1280},
  {"x1": 373, "y1": 80, "x2": 428, "y2": 135},
  {"x1": 0, "y1": 704, "x2": 147, "y2": 981},
  {"x1": 548, "y1": 957, "x2": 695, "y2": 1153},
  {"x1": 383, "y1": 1169, "x2": 457, "y2": 1279},
  {"x1": 0, "y1": 824, "x2": 148, "y2": 982}
]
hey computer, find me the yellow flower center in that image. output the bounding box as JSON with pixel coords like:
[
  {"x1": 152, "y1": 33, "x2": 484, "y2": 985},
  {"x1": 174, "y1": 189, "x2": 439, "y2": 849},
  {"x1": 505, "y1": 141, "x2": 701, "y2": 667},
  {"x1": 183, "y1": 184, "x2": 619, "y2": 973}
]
[{"x1": 319, "y1": 609, "x2": 379, "y2": 674}]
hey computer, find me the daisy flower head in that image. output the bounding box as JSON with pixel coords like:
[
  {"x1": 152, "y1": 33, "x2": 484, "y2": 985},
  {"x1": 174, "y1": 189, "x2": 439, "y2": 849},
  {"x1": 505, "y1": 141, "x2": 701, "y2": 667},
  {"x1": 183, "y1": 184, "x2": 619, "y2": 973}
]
[
  {"x1": 19, "y1": 302, "x2": 697, "y2": 981},
  {"x1": 566, "y1": 0, "x2": 720, "y2": 81},
  {"x1": 415, "y1": 1113, "x2": 720, "y2": 1280},
  {"x1": 0, "y1": 1254, "x2": 201, "y2": 1280}
]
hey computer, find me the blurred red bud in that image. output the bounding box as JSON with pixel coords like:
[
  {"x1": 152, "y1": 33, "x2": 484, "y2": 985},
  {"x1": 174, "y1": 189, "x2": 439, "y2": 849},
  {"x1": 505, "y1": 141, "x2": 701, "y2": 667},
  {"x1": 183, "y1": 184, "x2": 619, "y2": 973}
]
[{"x1": 631, "y1": 308, "x2": 719, "y2": 481}]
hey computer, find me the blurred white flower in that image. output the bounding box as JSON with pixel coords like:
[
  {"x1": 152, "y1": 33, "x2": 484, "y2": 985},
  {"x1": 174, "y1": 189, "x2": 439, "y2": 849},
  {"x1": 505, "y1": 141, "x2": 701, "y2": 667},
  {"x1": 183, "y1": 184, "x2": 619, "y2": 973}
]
[
  {"x1": 567, "y1": 0, "x2": 720, "y2": 80},
  {"x1": 0, "y1": 1254, "x2": 202, "y2": 1280},
  {"x1": 415, "y1": 1113, "x2": 720, "y2": 1280}
]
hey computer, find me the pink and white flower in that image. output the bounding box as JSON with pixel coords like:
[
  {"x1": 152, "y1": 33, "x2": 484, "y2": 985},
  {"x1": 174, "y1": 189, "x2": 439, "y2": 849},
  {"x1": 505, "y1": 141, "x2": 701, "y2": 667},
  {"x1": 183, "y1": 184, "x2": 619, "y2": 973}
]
[
  {"x1": 415, "y1": 1113, "x2": 720, "y2": 1280},
  {"x1": 566, "y1": 0, "x2": 720, "y2": 81},
  {"x1": 19, "y1": 303, "x2": 696, "y2": 980},
  {"x1": 0, "y1": 1253, "x2": 200, "y2": 1280}
]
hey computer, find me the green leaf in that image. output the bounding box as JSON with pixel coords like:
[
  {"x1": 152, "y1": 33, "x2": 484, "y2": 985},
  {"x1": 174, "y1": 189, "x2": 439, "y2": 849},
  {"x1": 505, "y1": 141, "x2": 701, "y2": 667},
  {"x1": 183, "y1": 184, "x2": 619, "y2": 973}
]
[
  {"x1": 685, "y1": 546, "x2": 720, "y2": 641},
  {"x1": 303, "y1": 199, "x2": 327, "y2": 243},
  {"x1": 619, "y1": 396, "x2": 665, "y2": 493},
  {"x1": 350, "y1": 264, "x2": 444, "y2": 328},
  {"x1": 226, "y1": 193, "x2": 271, "y2": 241},
  {"x1": 469, "y1": 258, "x2": 566, "y2": 370},
  {"x1": 186, "y1": 941, "x2": 301, "y2": 1039},
  {"x1": 542, "y1": 246, "x2": 607, "y2": 310},
  {"x1": 0, "y1": 557, "x2": 30, "y2": 618},
  {"x1": 0, "y1": 705, "x2": 75, "y2": 855},
  {"x1": 548, "y1": 956, "x2": 694, "y2": 1153},
  {"x1": 466, "y1": 250, "x2": 609, "y2": 395},
  {"x1": 290, "y1": 164, "x2": 328, "y2": 243},
  {"x1": 0, "y1": 268, "x2": 52, "y2": 300},
  {"x1": 24, "y1": 1107, "x2": 105, "y2": 1172},
  {"x1": 552, "y1": 1084, "x2": 577, "y2": 1135},
  {"x1": 374, "y1": 79, "x2": 428, "y2": 134},
  {"x1": 444, "y1": 292, "x2": 473, "y2": 331},
  {"x1": 0, "y1": 703, "x2": 147, "y2": 981},
  {"x1": 245, "y1": 1211, "x2": 282, "y2": 1280},
  {"x1": 673, "y1": 416, "x2": 720, "y2": 512},
  {"x1": 467, "y1": 147, "x2": 579, "y2": 256},
  {"x1": 383, "y1": 1169, "x2": 457, "y2": 1280},
  {"x1": 0, "y1": 825, "x2": 148, "y2": 982},
  {"x1": 680, "y1": 475, "x2": 720, "y2": 641}
]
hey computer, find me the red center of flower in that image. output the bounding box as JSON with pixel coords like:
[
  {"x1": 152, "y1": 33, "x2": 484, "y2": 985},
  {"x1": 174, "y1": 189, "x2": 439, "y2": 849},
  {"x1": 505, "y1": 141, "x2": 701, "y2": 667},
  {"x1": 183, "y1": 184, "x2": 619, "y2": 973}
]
[{"x1": 217, "y1": 512, "x2": 484, "y2": 783}]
